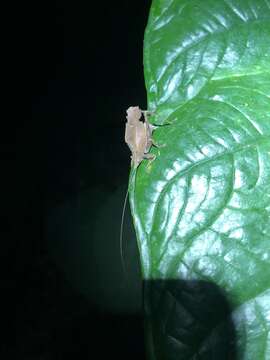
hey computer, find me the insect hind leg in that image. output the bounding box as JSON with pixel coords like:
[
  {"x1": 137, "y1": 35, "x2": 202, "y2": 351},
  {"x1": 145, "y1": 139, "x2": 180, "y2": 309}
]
[{"x1": 143, "y1": 152, "x2": 156, "y2": 168}]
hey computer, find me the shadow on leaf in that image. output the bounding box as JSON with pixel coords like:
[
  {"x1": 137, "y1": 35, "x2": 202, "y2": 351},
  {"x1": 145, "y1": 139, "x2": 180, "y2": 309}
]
[{"x1": 144, "y1": 279, "x2": 238, "y2": 359}]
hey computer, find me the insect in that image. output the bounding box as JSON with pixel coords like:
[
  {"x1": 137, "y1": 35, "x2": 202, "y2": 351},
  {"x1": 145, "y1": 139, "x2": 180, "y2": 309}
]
[
  {"x1": 120, "y1": 106, "x2": 161, "y2": 278},
  {"x1": 125, "y1": 105, "x2": 158, "y2": 168}
]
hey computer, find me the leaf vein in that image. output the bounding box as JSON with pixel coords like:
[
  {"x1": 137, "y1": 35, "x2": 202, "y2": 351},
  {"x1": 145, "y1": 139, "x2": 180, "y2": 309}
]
[{"x1": 150, "y1": 136, "x2": 269, "y2": 240}]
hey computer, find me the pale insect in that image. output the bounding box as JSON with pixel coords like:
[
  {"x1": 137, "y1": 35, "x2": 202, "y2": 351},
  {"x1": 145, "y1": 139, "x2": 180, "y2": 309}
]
[
  {"x1": 120, "y1": 106, "x2": 160, "y2": 277},
  {"x1": 125, "y1": 106, "x2": 157, "y2": 167}
]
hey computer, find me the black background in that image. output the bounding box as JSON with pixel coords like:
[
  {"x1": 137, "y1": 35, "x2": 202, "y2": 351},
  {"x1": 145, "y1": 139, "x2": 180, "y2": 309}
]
[{"x1": 9, "y1": 1, "x2": 152, "y2": 359}]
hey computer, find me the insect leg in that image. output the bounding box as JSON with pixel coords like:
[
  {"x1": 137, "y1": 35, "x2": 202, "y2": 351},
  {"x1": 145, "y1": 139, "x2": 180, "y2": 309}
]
[
  {"x1": 151, "y1": 138, "x2": 166, "y2": 148},
  {"x1": 143, "y1": 152, "x2": 156, "y2": 168},
  {"x1": 142, "y1": 110, "x2": 155, "y2": 124}
]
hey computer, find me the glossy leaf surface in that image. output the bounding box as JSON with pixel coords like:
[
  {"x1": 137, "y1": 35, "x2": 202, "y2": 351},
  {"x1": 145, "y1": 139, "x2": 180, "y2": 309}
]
[{"x1": 129, "y1": 1, "x2": 270, "y2": 359}]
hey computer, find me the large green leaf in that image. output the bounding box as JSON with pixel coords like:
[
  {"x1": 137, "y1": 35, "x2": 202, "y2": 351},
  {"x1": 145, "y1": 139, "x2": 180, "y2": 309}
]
[{"x1": 129, "y1": 1, "x2": 270, "y2": 359}]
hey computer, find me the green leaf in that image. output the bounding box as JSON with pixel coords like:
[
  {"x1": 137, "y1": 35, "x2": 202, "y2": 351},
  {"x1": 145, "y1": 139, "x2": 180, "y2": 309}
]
[{"x1": 129, "y1": 1, "x2": 270, "y2": 359}]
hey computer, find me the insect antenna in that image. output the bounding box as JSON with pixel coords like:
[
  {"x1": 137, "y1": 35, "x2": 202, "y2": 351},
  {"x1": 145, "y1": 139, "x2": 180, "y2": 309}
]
[
  {"x1": 120, "y1": 166, "x2": 137, "y2": 281},
  {"x1": 120, "y1": 184, "x2": 129, "y2": 280}
]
